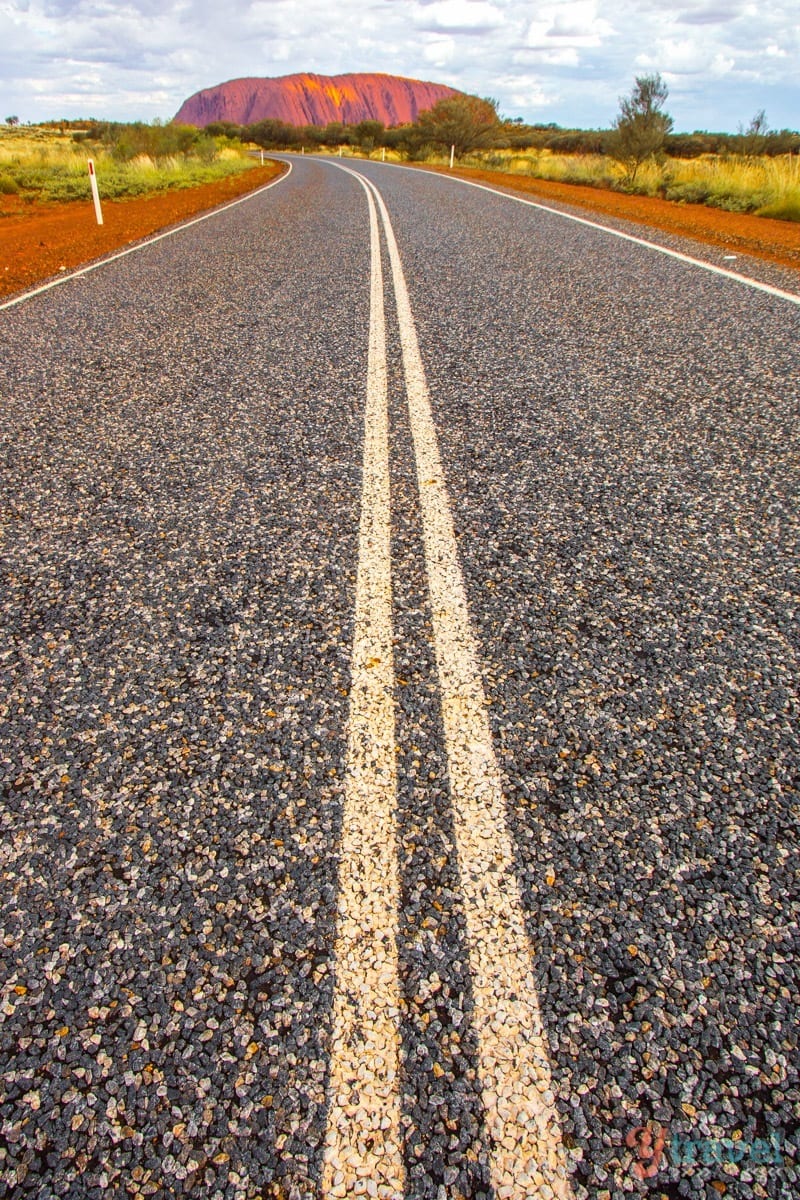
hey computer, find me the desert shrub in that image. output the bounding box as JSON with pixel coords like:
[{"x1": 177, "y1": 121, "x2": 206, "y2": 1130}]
[
  {"x1": 665, "y1": 180, "x2": 712, "y2": 204},
  {"x1": 416, "y1": 95, "x2": 504, "y2": 158},
  {"x1": 756, "y1": 198, "x2": 800, "y2": 222},
  {"x1": 609, "y1": 73, "x2": 673, "y2": 183},
  {"x1": 37, "y1": 175, "x2": 93, "y2": 201},
  {"x1": 706, "y1": 190, "x2": 768, "y2": 213},
  {"x1": 0, "y1": 174, "x2": 19, "y2": 193},
  {"x1": 107, "y1": 121, "x2": 199, "y2": 162}
]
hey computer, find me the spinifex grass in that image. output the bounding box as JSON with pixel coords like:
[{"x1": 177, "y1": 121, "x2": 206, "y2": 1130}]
[
  {"x1": 423, "y1": 146, "x2": 800, "y2": 222},
  {"x1": 0, "y1": 127, "x2": 260, "y2": 203}
]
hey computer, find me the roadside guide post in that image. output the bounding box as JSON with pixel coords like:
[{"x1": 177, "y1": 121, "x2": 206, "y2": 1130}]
[
  {"x1": 450, "y1": 144, "x2": 455, "y2": 169},
  {"x1": 87, "y1": 159, "x2": 103, "y2": 225}
]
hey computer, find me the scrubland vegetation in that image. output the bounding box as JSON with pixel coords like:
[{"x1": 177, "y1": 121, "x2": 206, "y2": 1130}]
[
  {"x1": 424, "y1": 146, "x2": 800, "y2": 223},
  {"x1": 204, "y1": 82, "x2": 800, "y2": 224},
  {"x1": 0, "y1": 121, "x2": 259, "y2": 203}
]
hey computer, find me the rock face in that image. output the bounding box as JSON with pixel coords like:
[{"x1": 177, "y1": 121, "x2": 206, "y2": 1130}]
[{"x1": 174, "y1": 72, "x2": 459, "y2": 128}]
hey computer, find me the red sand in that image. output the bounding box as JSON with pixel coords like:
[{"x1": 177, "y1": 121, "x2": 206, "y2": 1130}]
[{"x1": 0, "y1": 162, "x2": 285, "y2": 299}]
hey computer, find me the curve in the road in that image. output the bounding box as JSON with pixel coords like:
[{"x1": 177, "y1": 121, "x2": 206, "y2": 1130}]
[{"x1": 0, "y1": 164, "x2": 292, "y2": 314}]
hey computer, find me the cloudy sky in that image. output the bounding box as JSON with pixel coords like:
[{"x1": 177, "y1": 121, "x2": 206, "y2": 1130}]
[{"x1": 1, "y1": 0, "x2": 798, "y2": 132}]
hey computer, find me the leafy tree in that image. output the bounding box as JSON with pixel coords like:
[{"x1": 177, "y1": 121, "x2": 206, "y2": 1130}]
[
  {"x1": 248, "y1": 118, "x2": 301, "y2": 149},
  {"x1": 320, "y1": 121, "x2": 351, "y2": 147},
  {"x1": 352, "y1": 119, "x2": 384, "y2": 151},
  {"x1": 205, "y1": 121, "x2": 245, "y2": 139},
  {"x1": 5, "y1": 115, "x2": 19, "y2": 126},
  {"x1": 609, "y1": 73, "x2": 673, "y2": 183},
  {"x1": 416, "y1": 94, "x2": 503, "y2": 158}
]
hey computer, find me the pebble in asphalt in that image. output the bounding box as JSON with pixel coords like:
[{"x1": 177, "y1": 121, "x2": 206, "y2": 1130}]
[
  {"x1": 358, "y1": 161, "x2": 798, "y2": 1200},
  {"x1": 1, "y1": 157, "x2": 799, "y2": 1199}
]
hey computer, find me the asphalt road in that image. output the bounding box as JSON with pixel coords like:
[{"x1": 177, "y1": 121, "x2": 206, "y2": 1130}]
[{"x1": 1, "y1": 157, "x2": 798, "y2": 1200}]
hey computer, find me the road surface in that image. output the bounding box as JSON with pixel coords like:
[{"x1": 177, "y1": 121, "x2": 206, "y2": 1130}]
[{"x1": 1, "y1": 157, "x2": 798, "y2": 1199}]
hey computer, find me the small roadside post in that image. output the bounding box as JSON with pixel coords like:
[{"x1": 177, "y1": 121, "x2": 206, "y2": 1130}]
[
  {"x1": 260, "y1": 149, "x2": 264, "y2": 165},
  {"x1": 87, "y1": 159, "x2": 103, "y2": 225},
  {"x1": 382, "y1": 147, "x2": 386, "y2": 162},
  {"x1": 449, "y1": 144, "x2": 455, "y2": 169}
]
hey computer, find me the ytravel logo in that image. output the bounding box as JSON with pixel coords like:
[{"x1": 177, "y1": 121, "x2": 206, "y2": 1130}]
[{"x1": 626, "y1": 1123, "x2": 785, "y2": 1181}]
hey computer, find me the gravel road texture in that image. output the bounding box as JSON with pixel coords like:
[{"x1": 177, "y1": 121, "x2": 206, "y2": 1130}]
[
  {"x1": 418, "y1": 165, "x2": 800, "y2": 276},
  {"x1": 0, "y1": 163, "x2": 285, "y2": 300},
  {"x1": 1, "y1": 155, "x2": 798, "y2": 1200},
  {"x1": 2, "y1": 155, "x2": 799, "y2": 305}
]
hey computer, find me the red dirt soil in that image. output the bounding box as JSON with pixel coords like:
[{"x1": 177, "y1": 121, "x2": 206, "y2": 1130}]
[
  {"x1": 0, "y1": 162, "x2": 285, "y2": 300},
  {"x1": 424, "y1": 164, "x2": 800, "y2": 276}
]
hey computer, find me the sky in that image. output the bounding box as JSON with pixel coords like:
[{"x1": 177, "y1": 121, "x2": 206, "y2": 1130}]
[{"x1": 1, "y1": 0, "x2": 798, "y2": 132}]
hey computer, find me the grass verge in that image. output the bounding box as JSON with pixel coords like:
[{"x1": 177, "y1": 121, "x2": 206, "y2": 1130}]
[
  {"x1": 395, "y1": 147, "x2": 800, "y2": 224},
  {"x1": 0, "y1": 126, "x2": 263, "y2": 203}
]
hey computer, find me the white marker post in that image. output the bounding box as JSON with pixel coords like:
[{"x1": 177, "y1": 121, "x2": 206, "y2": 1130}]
[
  {"x1": 450, "y1": 144, "x2": 455, "y2": 169},
  {"x1": 87, "y1": 159, "x2": 103, "y2": 225},
  {"x1": 260, "y1": 149, "x2": 264, "y2": 165},
  {"x1": 382, "y1": 146, "x2": 386, "y2": 162}
]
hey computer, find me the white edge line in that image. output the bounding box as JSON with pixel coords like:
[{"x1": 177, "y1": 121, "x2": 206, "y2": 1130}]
[
  {"x1": 0, "y1": 161, "x2": 292, "y2": 314},
  {"x1": 300, "y1": 154, "x2": 800, "y2": 308}
]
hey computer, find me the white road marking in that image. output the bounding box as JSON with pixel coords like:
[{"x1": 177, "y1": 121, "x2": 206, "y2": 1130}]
[
  {"x1": 332, "y1": 159, "x2": 575, "y2": 1199},
  {"x1": 352, "y1": 157, "x2": 800, "y2": 308},
  {"x1": 0, "y1": 163, "x2": 292, "y2": 314},
  {"x1": 321, "y1": 175, "x2": 405, "y2": 1200}
]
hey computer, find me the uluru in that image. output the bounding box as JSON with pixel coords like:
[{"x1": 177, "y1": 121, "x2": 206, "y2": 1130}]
[{"x1": 174, "y1": 71, "x2": 460, "y2": 128}]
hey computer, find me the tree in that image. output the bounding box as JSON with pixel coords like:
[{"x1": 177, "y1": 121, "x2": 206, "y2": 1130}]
[
  {"x1": 416, "y1": 94, "x2": 503, "y2": 159},
  {"x1": 738, "y1": 109, "x2": 770, "y2": 158},
  {"x1": 352, "y1": 119, "x2": 384, "y2": 152},
  {"x1": 609, "y1": 73, "x2": 673, "y2": 184},
  {"x1": 5, "y1": 115, "x2": 19, "y2": 126}
]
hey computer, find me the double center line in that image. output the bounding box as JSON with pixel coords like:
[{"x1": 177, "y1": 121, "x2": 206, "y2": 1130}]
[{"x1": 321, "y1": 163, "x2": 573, "y2": 1200}]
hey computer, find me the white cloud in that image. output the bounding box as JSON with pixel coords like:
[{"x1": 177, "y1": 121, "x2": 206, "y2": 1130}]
[
  {"x1": 675, "y1": 1, "x2": 744, "y2": 25},
  {"x1": 422, "y1": 33, "x2": 457, "y2": 64},
  {"x1": 0, "y1": 0, "x2": 798, "y2": 131},
  {"x1": 525, "y1": 1, "x2": 612, "y2": 51},
  {"x1": 413, "y1": 0, "x2": 504, "y2": 32},
  {"x1": 636, "y1": 38, "x2": 735, "y2": 76}
]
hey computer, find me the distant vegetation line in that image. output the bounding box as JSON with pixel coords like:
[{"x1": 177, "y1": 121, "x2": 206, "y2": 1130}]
[
  {"x1": 203, "y1": 117, "x2": 800, "y2": 161},
  {"x1": 2, "y1": 97, "x2": 800, "y2": 222}
]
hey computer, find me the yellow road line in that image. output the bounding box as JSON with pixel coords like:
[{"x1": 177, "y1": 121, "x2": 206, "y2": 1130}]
[
  {"x1": 362, "y1": 169, "x2": 574, "y2": 1200},
  {"x1": 320, "y1": 177, "x2": 405, "y2": 1200}
]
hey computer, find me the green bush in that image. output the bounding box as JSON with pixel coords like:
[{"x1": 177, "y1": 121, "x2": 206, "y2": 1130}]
[
  {"x1": 0, "y1": 174, "x2": 19, "y2": 194},
  {"x1": 706, "y1": 190, "x2": 767, "y2": 213},
  {"x1": 754, "y1": 198, "x2": 800, "y2": 222},
  {"x1": 665, "y1": 180, "x2": 712, "y2": 204}
]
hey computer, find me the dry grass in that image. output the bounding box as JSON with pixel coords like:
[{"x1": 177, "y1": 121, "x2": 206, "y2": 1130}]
[
  {"x1": 0, "y1": 126, "x2": 259, "y2": 203},
  {"x1": 422, "y1": 146, "x2": 800, "y2": 222}
]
